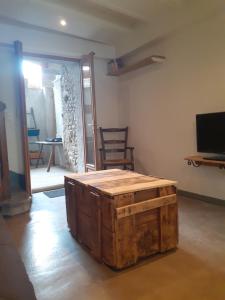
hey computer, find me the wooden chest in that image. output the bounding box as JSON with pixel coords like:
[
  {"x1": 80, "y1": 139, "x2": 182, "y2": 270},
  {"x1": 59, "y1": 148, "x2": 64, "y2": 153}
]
[{"x1": 65, "y1": 169, "x2": 178, "y2": 269}]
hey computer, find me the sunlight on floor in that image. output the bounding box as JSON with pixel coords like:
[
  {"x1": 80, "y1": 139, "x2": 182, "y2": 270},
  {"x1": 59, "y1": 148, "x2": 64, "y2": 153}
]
[{"x1": 31, "y1": 166, "x2": 73, "y2": 192}]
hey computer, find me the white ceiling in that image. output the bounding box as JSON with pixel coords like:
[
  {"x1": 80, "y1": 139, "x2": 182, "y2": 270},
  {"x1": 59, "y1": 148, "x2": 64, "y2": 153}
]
[{"x1": 0, "y1": 0, "x2": 224, "y2": 56}]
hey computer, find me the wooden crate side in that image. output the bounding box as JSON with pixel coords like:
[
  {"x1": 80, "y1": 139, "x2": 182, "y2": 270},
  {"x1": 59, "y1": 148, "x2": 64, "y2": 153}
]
[
  {"x1": 115, "y1": 216, "x2": 137, "y2": 269},
  {"x1": 65, "y1": 179, "x2": 72, "y2": 230},
  {"x1": 77, "y1": 212, "x2": 92, "y2": 249},
  {"x1": 65, "y1": 179, "x2": 78, "y2": 239},
  {"x1": 159, "y1": 203, "x2": 178, "y2": 252},
  {"x1": 114, "y1": 193, "x2": 137, "y2": 269},
  {"x1": 159, "y1": 186, "x2": 176, "y2": 197},
  {"x1": 135, "y1": 208, "x2": 160, "y2": 258},
  {"x1": 168, "y1": 203, "x2": 178, "y2": 248},
  {"x1": 158, "y1": 186, "x2": 178, "y2": 251},
  {"x1": 101, "y1": 193, "x2": 134, "y2": 232},
  {"x1": 101, "y1": 196, "x2": 115, "y2": 232},
  {"x1": 102, "y1": 227, "x2": 116, "y2": 267},
  {"x1": 134, "y1": 188, "x2": 158, "y2": 203},
  {"x1": 114, "y1": 193, "x2": 178, "y2": 268},
  {"x1": 65, "y1": 177, "x2": 178, "y2": 270},
  {"x1": 115, "y1": 194, "x2": 176, "y2": 219},
  {"x1": 114, "y1": 193, "x2": 134, "y2": 208},
  {"x1": 89, "y1": 191, "x2": 101, "y2": 260},
  {"x1": 77, "y1": 185, "x2": 92, "y2": 217}
]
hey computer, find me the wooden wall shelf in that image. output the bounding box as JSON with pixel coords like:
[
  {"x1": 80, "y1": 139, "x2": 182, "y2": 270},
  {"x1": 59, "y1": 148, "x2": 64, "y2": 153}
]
[
  {"x1": 107, "y1": 55, "x2": 166, "y2": 76},
  {"x1": 184, "y1": 155, "x2": 225, "y2": 169}
]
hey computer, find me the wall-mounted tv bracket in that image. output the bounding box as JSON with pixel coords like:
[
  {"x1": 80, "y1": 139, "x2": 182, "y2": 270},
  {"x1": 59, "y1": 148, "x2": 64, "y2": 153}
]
[
  {"x1": 187, "y1": 159, "x2": 201, "y2": 168},
  {"x1": 184, "y1": 156, "x2": 225, "y2": 170}
]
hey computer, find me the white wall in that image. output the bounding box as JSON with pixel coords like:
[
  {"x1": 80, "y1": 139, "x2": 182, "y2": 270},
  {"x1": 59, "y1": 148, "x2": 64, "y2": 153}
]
[
  {"x1": 0, "y1": 45, "x2": 24, "y2": 174},
  {"x1": 118, "y1": 13, "x2": 225, "y2": 200},
  {"x1": 25, "y1": 87, "x2": 49, "y2": 140},
  {"x1": 94, "y1": 57, "x2": 120, "y2": 157},
  {"x1": 95, "y1": 58, "x2": 119, "y2": 128},
  {"x1": 0, "y1": 23, "x2": 115, "y2": 59}
]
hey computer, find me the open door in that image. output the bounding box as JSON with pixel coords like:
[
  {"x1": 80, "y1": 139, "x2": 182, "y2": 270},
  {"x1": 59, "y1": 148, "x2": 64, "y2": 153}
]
[
  {"x1": 14, "y1": 41, "x2": 32, "y2": 196},
  {"x1": 81, "y1": 52, "x2": 99, "y2": 171}
]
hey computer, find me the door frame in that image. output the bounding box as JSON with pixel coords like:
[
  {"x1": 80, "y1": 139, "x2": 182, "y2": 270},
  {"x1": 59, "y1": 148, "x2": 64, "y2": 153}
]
[
  {"x1": 80, "y1": 52, "x2": 99, "y2": 171},
  {"x1": 18, "y1": 46, "x2": 99, "y2": 194},
  {"x1": 14, "y1": 41, "x2": 32, "y2": 196},
  {"x1": 23, "y1": 51, "x2": 81, "y2": 63}
]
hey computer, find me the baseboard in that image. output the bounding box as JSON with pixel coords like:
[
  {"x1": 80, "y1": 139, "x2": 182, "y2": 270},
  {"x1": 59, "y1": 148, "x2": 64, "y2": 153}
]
[
  {"x1": 178, "y1": 190, "x2": 225, "y2": 207},
  {"x1": 9, "y1": 171, "x2": 26, "y2": 191}
]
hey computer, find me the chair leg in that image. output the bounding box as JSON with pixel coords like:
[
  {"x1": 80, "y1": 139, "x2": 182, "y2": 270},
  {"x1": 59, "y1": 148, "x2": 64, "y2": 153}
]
[{"x1": 36, "y1": 144, "x2": 44, "y2": 168}]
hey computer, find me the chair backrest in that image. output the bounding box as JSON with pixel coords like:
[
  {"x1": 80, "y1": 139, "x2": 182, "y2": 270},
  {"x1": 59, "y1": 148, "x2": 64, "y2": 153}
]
[{"x1": 99, "y1": 127, "x2": 128, "y2": 160}]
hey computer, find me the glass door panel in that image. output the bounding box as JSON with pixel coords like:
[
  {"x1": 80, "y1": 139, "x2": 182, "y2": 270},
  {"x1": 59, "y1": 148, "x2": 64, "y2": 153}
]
[{"x1": 81, "y1": 53, "x2": 98, "y2": 171}]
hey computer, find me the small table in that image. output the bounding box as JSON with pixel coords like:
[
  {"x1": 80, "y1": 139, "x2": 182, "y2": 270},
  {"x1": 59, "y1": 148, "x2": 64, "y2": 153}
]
[{"x1": 30, "y1": 141, "x2": 63, "y2": 172}]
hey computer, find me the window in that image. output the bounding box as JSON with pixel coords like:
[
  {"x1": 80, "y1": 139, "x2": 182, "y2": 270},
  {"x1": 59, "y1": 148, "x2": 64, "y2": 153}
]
[{"x1": 22, "y1": 60, "x2": 43, "y2": 89}]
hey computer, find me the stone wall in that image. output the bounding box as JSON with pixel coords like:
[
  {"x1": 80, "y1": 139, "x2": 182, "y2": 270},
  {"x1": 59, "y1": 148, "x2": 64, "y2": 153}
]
[{"x1": 61, "y1": 62, "x2": 84, "y2": 172}]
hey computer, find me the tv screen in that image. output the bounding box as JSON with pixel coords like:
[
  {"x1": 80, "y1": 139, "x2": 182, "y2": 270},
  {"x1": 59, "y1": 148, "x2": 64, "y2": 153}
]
[{"x1": 196, "y1": 112, "x2": 225, "y2": 154}]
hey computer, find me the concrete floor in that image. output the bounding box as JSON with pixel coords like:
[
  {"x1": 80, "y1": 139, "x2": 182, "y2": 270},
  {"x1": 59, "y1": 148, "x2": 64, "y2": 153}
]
[
  {"x1": 5, "y1": 193, "x2": 225, "y2": 300},
  {"x1": 30, "y1": 166, "x2": 73, "y2": 193}
]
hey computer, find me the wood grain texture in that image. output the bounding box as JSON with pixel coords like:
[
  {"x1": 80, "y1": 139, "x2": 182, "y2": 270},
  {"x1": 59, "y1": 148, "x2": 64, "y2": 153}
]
[
  {"x1": 66, "y1": 169, "x2": 177, "y2": 196},
  {"x1": 184, "y1": 155, "x2": 225, "y2": 168},
  {"x1": 115, "y1": 194, "x2": 176, "y2": 219},
  {"x1": 65, "y1": 170, "x2": 178, "y2": 269}
]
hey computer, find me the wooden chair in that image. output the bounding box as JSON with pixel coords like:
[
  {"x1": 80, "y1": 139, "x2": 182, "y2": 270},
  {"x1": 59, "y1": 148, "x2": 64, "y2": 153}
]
[{"x1": 99, "y1": 127, "x2": 134, "y2": 170}]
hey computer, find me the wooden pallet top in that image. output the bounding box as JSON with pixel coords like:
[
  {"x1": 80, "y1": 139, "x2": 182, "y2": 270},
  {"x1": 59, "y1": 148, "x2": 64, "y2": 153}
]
[{"x1": 66, "y1": 169, "x2": 177, "y2": 196}]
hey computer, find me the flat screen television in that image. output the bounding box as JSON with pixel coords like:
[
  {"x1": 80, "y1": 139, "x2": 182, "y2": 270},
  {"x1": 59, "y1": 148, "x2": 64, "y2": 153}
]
[{"x1": 196, "y1": 112, "x2": 225, "y2": 154}]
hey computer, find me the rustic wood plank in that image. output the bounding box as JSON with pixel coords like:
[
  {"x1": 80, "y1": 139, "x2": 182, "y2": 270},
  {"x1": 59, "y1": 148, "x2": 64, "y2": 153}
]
[
  {"x1": 102, "y1": 228, "x2": 116, "y2": 266},
  {"x1": 116, "y1": 216, "x2": 137, "y2": 269},
  {"x1": 159, "y1": 205, "x2": 169, "y2": 252},
  {"x1": 92, "y1": 176, "x2": 157, "y2": 190},
  {"x1": 135, "y1": 208, "x2": 160, "y2": 257},
  {"x1": 101, "y1": 180, "x2": 177, "y2": 196},
  {"x1": 65, "y1": 170, "x2": 178, "y2": 270},
  {"x1": 79, "y1": 172, "x2": 143, "y2": 185},
  {"x1": 114, "y1": 193, "x2": 134, "y2": 208},
  {"x1": 114, "y1": 193, "x2": 137, "y2": 269},
  {"x1": 116, "y1": 194, "x2": 176, "y2": 219},
  {"x1": 66, "y1": 169, "x2": 177, "y2": 196},
  {"x1": 89, "y1": 191, "x2": 101, "y2": 260}
]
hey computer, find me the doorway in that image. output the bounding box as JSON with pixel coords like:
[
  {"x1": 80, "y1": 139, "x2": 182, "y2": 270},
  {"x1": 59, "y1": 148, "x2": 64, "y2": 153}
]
[{"x1": 22, "y1": 55, "x2": 87, "y2": 192}]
